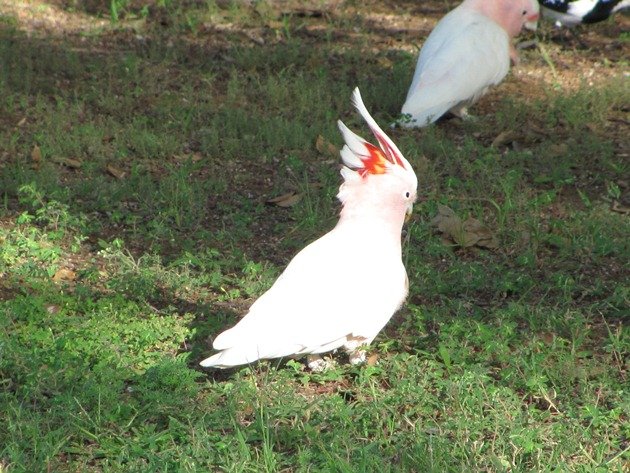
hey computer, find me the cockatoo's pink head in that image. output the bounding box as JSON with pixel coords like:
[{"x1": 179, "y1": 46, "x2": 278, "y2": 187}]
[
  {"x1": 465, "y1": 0, "x2": 539, "y2": 37},
  {"x1": 336, "y1": 88, "x2": 418, "y2": 227}
]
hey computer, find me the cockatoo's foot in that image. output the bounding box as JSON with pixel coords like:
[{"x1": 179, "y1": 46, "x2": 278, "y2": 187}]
[
  {"x1": 448, "y1": 106, "x2": 475, "y2": 121},
  {"x1": 348, "y1": 349, "x2": 367, "y2": 365},
  {"x1": 306, "y1": 355, "x2": 335, "y2": 372},
  {"x1": 344, "y1": 335, "x2": 369, "y2": 365}
]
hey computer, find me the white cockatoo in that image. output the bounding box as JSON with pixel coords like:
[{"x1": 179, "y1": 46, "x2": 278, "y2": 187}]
[
  {"x1": 399, "y1": 0, "x2": 540, "y2": 128},
  {"x1": 201, "y1": 88, "x2": 418, "y2": 370}
]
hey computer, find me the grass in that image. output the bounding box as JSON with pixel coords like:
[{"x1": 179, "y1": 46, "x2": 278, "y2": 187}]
[{"x1": 0, "y1": 1, "x2": 628, "y2": 471}]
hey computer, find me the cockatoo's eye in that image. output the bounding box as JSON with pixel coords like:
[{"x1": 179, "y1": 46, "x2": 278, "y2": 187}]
[
  {"x1": 405, "y1": 191, "x2": 410, "y2": 198},
  {"x1": 522, "y1": 10, "x2": 527, "y2": 15}
]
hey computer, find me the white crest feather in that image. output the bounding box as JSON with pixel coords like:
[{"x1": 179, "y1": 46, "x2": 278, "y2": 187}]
[{"x1": 337, "y1": 120, "x2": 369, "y2": 170}]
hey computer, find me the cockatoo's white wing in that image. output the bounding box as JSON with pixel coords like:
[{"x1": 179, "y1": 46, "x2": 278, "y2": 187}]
[
  {"x1": 401, "y1": 10, "x2": 510, "y2": 127},
  {"x1": 201, "y1": 227, "x2": 407, "y2": 368}
]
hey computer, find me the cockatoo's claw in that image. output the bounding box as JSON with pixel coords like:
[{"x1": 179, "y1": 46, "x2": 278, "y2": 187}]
[
  {"x1": 344, "y1": 335, "x2": 369, "y2": 365},
  {"x1": 348, "y1": 349, "x2": 367, "y2": 365},
  {"x1": 446, "y1": 106, "x2": 476, "y2": 123},
  {"x1": 307, "y1": 355, "x2": 336, "y2": 372}
]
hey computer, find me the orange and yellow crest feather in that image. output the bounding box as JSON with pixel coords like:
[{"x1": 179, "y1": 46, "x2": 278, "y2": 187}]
[
  {"x1": 337, "y1": 88, "x2": 411, "y2": 179},
  {"x1": 359, "y1": 142, "x2": 389, "y2": 177}
]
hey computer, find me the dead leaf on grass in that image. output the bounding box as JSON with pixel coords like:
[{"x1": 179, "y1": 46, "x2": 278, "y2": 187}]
[
  {"x1": 174, "y1": 153, "x2": 203, "y2": 163},
  {"x1": 585, "y1": 122, "x2": 599, "y2": 133},
  {"x1": 315, "y1": 135, "x2": 338, "y2": 156},
  {"x1": 367, "y1": 353, "x2": 379, "y2": 366},
  {"x1": 463, "y1": 218, "x2": 499, "y2": 249},
  {"x1": 245, "y1": 30, "x2": 265, "y2": 45},
  {"x1": 46, "y1": 304, "x2": 60, "y2": 314},
  {"x1": 52, "y1": 157, "x2": 82, "y2": 169},
  {"x1": 31, "y1": 145, "x2": 41, "y2": 170},
  {"x1": 377, "y1": 56, "x2": 393, "y2": 69},
  {"x1": 52, "y1": 268, "x2": 76, "y2": 283},
  {"x1": 548, "y1": 143, "x2": 568, "y2": 157},
  {"x1": 106, "y1": 164, "x2": 126, "y2": 179},
  {"x1": 491, "y1": 130, "x2": 516, "y2": 148},
  {"x1": 16, "y1": 117, "x2": 27, "y2": 127},
  {"x1": 431, "y1": 205, "x2": 498, "y2": 249},
  {"x1": 266, "y1": 192, "x2": 302, "y2": 207},
  {"x1": 538, "y1": 332, "x2": 556, "y2": 345},
  {"x1": 610, "y1": 200, "x2": 630, "y2": 215},
  {"x1": 414, "y1": 155, "x2": 430, "y2": 175}
]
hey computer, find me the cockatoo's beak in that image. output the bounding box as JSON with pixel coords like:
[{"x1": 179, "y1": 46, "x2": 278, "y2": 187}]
[{"x1": 524, "y1": 13, "x2": 539, "y2": 31}]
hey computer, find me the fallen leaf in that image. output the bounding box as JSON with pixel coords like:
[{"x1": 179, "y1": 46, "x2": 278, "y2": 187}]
[
  {"x1": 245, "y1": 31, "x2": 265, "y2": 45},
  {"x1": 585, "y1": 122, "x2": 598, "y2": 133},
  {"x1": 610, "y1": 200, "x2": 630, "y2": 215},
  {"x1": 52, "y1": 157, "x2": 82, "y2": 169},
  {"x1": 366, "y1": 353, "x2": 379, "y2": 366},
  {"x1": 46, "y1": 304, "x2": 60, "y2": 314},
  {"x1": 174, "y1": 153, "x2": 203, "y2": 163},
  {"x1": 463, "y1": 218, "x2": 499, "y2": 249},
  {"x1": 414, "y1": 155, "x2": 430, "y2": 174},
  {"x1": 52, "y1": 268, "x2": 76, "y2": 282},
  {"x1": 539, "y1": 332, "x2": 555, "y2": 345},
  {"x1": 548, "y1": 143, "x2": 568, "y2": 157},
  {"x1": 267, "y1": 20, "x2": 285, "y2": 30},
  {"x1": 266, "y1": 192, "x2": 302, "y2": 207},
  {"x1": 106, "y1": 164, "x2": 126, "y2": 179},
  {"x1": 491, "y1": 130, "x2": 516, "y2": 148},
  {"x1": 16, "y1": 117, "x2": 27, "y2": 127},
  {"x1": 377, "y1": 56, "x2": 393, "y2": 69},
  {"x1": 431, "y1": 205, "x2": 498, "y2": 249},
  {"x1": 315, "y1": 135, "x2": 338, "y2": 156},
  {"x1": 31, "y1": 145, "x2": 42, "y2": 170},
  {"x1": 431, "y1": 205, "x2": 462, "y2": 240}
]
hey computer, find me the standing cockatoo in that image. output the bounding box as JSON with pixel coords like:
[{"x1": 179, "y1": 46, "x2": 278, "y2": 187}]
[
  {"x1": 399, "y1": 0, "x2": 540, "y2": 128},
  {"x1": 201, "y1": 88, "x2": 418, "y2": 370}
]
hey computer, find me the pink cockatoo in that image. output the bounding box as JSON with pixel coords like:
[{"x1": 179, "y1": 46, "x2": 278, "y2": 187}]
[
  {"x1": 399, "y1": 0, "x2": 540, "y2": 128},
  {"x1": 200, "y1": 88, "x2": 418, "y2": 370}
]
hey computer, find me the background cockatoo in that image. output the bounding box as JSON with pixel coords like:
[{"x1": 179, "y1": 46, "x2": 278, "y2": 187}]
[
  {"x1": 201, "y1": 88, "x2": 418, "y2": 370},
  {"x1": 539, "y1": 0, "x2": 629, "y2": 26},
  {"x1": 399, "y1": 0, "x2": 540, "y2": 128}
]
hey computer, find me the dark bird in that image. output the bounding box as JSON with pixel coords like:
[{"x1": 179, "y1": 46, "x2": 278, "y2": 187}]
[{"x1": 539, "y1": 0, "x2": 630, "y2": 26}]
